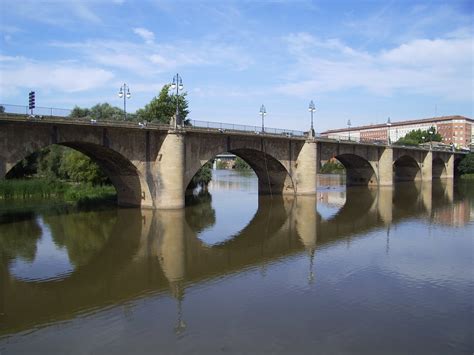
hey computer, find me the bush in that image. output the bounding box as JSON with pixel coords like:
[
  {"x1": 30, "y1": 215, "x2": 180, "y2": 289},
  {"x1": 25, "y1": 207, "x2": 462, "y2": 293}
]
[
  {"x1": 234, "y1": 157, "x2": 251, "y2": 170},
  {"x1": 320, "y1": 160, "x2": 345, "y2": 174},
  {"x1": 459, "y1": 153, "x2": 474, "y2": 175}
]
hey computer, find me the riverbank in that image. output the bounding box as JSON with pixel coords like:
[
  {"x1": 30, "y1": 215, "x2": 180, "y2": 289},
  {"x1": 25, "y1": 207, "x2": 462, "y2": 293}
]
[{"x1": 0, "y1": 179, "x2": 116, "y2": 206}]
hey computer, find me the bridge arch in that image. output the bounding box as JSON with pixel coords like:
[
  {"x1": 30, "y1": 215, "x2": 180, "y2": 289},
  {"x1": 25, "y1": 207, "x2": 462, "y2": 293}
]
[
  {"x1": 432, "y1": 157, "x2": 447, "y2": 179},
  {"x1": 185, "y1": 148, "x2": 295, "y2": 195},
  {"x1": 393, "y1": 155, "x2": 421, "y2": 181},
  {"x1": 4, "y1": 142, "x2": 153, "y2": 208},
  {"x1": 333, "y1": 154, "x2": 378, "y2": 185}
]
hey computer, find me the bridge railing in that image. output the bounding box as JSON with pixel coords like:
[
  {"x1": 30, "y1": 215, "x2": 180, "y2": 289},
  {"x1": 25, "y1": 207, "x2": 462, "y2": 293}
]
[
  {"x1": 0, "y1": 103, "x2": 466, "y2": 152},
  {"x1": 187, "y1": 119, "x2": 306, "y2": 137},
  {"x1": 0, "y1": 103, "x2": 307, "y2": 137},
  {"x1": 0, "y1": 103, "x2": 72, "y2": 117}
]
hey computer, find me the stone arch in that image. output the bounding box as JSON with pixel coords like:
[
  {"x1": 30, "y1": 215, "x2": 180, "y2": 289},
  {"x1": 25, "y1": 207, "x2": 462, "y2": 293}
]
[
  {"x1": 432, "y1": 157, "x2": 447, "y2": 179},
  {"x1": 4, "y1": 142, "x2": 152, "y2": 208},
  {"x1": 185, "y1": 148, "x2": 295, "y2": 195},
  {"x1": 333, "y1": 154, "x2": 378, "y2": 185},
  {"x1": 393, "y1": 155, "x2": 421, "y2": 181}
]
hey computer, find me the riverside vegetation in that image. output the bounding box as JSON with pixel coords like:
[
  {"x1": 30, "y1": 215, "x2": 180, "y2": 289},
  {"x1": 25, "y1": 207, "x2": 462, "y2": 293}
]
[{"x1": 1, "y1": 145, "x2": 116, "y2": 206}]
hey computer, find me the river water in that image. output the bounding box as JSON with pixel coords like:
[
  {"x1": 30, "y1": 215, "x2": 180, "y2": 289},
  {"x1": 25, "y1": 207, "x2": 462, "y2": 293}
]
[{"x1": 0, "y1": 171, "x2": 472, "y2": 354}]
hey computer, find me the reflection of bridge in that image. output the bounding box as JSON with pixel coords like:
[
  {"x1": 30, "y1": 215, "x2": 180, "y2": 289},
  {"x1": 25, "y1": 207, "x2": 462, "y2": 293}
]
[
  {"x1": 0, "y1": 115, "x2": 465, "y2": 209},
  {"x1": 0, "y1": 180, "x2": 466, "y2": 335}
]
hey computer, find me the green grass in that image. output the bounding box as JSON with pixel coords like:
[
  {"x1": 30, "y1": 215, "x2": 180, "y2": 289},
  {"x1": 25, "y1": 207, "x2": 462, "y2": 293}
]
[
  {"x1": 0, "y1": 178, "x2": 116, "y2": 206},
  {"x1": 460, "y1": 173, "x2": 474, "y2": 181}
]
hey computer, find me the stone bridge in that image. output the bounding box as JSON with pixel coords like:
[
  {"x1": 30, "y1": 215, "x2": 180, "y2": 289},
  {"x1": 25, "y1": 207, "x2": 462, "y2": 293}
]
[{"x1": 0, "y1": 116, "x2": 465, "y2": 209}]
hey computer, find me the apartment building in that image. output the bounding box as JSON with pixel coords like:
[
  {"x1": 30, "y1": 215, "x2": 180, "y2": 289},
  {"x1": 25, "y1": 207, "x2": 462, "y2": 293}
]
[{"x1": 321, "y1": 115, "x2": 473, "y2": 149}]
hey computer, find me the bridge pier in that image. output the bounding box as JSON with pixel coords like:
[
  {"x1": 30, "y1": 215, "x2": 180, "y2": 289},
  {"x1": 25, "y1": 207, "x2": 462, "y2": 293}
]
[
  {"x1": 155, "y1": 130, "x2": 186, "y2": 209},
  {"x1": 378, "y1": 147, "x2": 393, "y2": 186},
  {"x1": 294, "y1": 140, "x2": 317, "y2": 194},
  {"x1": 445, "y1": 154, "x2": 454, "y2": 179},
  {"x1": 421, "y1": 151, "x2": 433, "y2": 181}
]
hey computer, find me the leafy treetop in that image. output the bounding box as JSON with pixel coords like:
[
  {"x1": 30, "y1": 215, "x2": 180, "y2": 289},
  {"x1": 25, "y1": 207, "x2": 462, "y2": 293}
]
[
  {"x1": 136, "y1": 84, "x2": 189, "y2": 124},
  {"x1": 394, "y1": 126, "x2": 442, "y2": 146}
]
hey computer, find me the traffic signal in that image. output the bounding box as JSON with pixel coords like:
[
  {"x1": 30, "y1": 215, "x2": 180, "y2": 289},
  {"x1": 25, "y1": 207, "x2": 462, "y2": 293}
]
[{"x1": 28, "y1": 91, "x2": 35, "y2": 110}]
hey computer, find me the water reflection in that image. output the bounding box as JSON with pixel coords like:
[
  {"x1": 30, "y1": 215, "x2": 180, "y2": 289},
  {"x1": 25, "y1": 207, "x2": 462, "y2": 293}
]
[{"x1": 0, "y1": 175, "x2": 472, "y2": 352}]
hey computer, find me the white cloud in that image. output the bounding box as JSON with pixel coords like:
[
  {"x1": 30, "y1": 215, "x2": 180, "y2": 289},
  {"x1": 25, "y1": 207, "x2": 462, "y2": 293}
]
[
  {"x1": 71, "y1": 1, "x2": 102, "y2": 24},
  {"x1": 50, "y1": 38, "x2": 253, "y2": 74},
  {"x1": 1, "y1": 0, "x2": 103, "y2": 26},
  {"x1": 133, "y1": 27, "x2": 155, "y2": 44},
  {"x1": 0, "y1": 57, "x2": 114, "y2": 98},
  {"x1": 277, "y1": 32, "x2": 474, "y2": 101}
]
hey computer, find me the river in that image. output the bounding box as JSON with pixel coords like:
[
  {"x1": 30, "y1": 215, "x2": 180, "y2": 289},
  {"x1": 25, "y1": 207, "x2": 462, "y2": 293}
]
[{"x1": 0, "y1": 170, "x2": 472, "y2": 354}]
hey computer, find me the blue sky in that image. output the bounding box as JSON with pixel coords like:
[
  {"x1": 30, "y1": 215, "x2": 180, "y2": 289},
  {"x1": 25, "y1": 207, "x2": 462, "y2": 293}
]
[{"x1": 0, "y1": 0, "x2": 472, "y2": 131}]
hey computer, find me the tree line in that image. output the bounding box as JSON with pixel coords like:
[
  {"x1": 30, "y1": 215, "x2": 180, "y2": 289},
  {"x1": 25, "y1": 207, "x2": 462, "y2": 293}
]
[{"x1": 69, "y1": 84, "x2": 189, "y2": 124}]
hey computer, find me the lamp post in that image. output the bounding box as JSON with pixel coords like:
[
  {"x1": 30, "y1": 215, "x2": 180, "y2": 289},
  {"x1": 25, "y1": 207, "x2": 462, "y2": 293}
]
[
  {"x1": 386, "y1": 117, "x2": 392, "y2": 145},
  {"x1": 260, "y1": 104, "x2": 267, "y2": 133},
  {"x1": 170, "y1": 73, "x2": 184, "y2": 129},
  {"x1": 347, "y1": 119, "x2": 351, "y2": 141},
  {"x1": 428, "y1": 129, "x2": 433, "y2": 150},
  {"x1": 118, "y1": 83, "x2": 131, "y2": 120},
  {"x1": 308, "y1": 100, "x2": 316, "y2": 138}
]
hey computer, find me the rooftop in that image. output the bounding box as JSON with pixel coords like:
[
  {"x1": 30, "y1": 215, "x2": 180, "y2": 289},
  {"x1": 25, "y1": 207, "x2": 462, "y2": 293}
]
[{"x1": 322, "y1": 115, "x2": 473, "y2": 134}]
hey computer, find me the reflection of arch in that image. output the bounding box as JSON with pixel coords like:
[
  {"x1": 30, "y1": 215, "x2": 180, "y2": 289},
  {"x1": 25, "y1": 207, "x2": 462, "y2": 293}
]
[
  {"x1": 5, "y1": 142, "x2": 152, "y2": 207},
  {"x1": 185, "y1": 149, "x2": 295, "y2": 195},
  {"x1": 322, "y1": 187, "x2": 376, "y2": 225},
  {"x1": 205, "y1": 196, "x2": 292, "y2": 249},
  {"x1": 432, "y1": 157, "x2": 447, "y2": 179},
  {"x1": 392, "y1": 182, "x2": 422, "y2": 217},
  {"x1": 393, "y1": 155, "x2": 420, "y2": 181},
  {"x1": 334, "y1": 154, "x2": 377, "y2": 186}
]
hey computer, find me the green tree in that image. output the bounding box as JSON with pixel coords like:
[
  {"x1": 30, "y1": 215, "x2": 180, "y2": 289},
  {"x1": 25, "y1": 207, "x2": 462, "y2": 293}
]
[
  {"x1": 90, "y1": 103, "x2": 124, "y2": 121},
  {"x1": 69, "y1": 103, "x2": 124, "y2": 121},
  {"x1": 188, "y1": 162, "x2": 212, "y2": 191},
  {"x1": 459, "y1": 153, "x2": 474, "y2": 175},
  {"x1": 0, "y1": 105, "x2": 5, "y2": 113},
  {"x1": 216, "y1": 160, "x2": 227, "y2": 169},
  {"x1": 60, "y1": 149, "x2": 109, "y2": 185},
  {"x1": 395, "y1": 126, "x2": 442, "y2": 146},
  {"x1": 38, "y1": 145, "x2": 67, "y2": 179},
  {"x1": 136, "y1": 84, "x2": 189, "y2": 124},
  {"x1": 69, "y1": 106, "x2": 91, "y2": 118},
  {"x1": 234, "y1": 157, "x2": 251, "y2": 170},
  {"x1": 320, "y1": 160, "x2": 345, "y2": 174}
]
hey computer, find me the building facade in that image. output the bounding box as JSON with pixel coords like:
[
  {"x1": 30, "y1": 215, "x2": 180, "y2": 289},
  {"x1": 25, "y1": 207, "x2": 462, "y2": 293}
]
[{"x1": 321, "y1": 116, "x2": 473, "y2": 149}]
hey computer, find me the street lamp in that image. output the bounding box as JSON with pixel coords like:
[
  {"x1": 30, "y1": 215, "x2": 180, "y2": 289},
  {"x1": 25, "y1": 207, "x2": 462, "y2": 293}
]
[
  {"x1": 308, "y1": 100, "x2": 316, "y2": 138},
  {"x1": 347, "y1": 119, "x2": 351, "y2": 141},
  {"x1": 118, "y1": 83, "x2": 131, "y2": 120},
  {"x1": 428, "y1": 129, "x2": 433, "y2": 150},
  {"x1": 170, "y1": 73, "x2": 184, "y2": 129},
  {"x1": 386, "y1": 117, "x2": 392, "y2": 145},
  {"x1": 260, "y1": 104, "x2": 267, "y2": 133}
]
